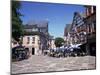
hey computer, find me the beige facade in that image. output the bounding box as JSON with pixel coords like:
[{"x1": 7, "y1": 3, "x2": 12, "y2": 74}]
[
  {"x1": 50, "y1": 39, "x2": 56, "y2": 49},
  {"x1": 48, "y1": 36, "x2": 56, "y2": 49},
  {"x1": 22, "y1": 35, "x2": 42, "y2": 55},
  {"x1": 12, "y1": 22, "x2": 50, "y2": 55}
]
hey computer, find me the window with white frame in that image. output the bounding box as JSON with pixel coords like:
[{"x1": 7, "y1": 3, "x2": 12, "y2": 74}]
[
  {"x1": 27, "y1": 37, "x2": 30, "y2": 44},
  {"x1": 32, "y1": 37, "x2": 35, "y2": 44}
]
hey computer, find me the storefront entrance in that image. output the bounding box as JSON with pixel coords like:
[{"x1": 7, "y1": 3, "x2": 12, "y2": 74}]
[{"x1": 89, "y1": 43, "x2": 96, "y2": 56}]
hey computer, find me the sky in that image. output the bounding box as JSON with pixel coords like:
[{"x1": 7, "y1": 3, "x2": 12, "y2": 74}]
[{"x1": 19, "y1": 1, "x2": 85, "y2": 38}]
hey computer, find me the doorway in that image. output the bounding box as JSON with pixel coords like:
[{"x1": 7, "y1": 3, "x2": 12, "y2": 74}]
[
  {"x1": 32, "y1": 48, "x2": 35, "y2": 55},
  {"x1": 89, "y1": 43, "x2": 96, "y2": 56}
]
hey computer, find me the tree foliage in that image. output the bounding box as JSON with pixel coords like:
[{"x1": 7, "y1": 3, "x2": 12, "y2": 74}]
[
  {"x1": 12, "y1": 0, "x2": 24, "y2": 41},
  {"x1": 55, "y1": 37, "x2": 64, "y2": 47}
]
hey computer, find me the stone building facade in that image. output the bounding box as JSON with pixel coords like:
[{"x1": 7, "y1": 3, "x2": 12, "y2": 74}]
[
  {"x1": 22, "y1": 22, "x2": 49, "y2": 55},
  {"x1": 22, "y1": 35, "x2": 40, "y2": 55}
]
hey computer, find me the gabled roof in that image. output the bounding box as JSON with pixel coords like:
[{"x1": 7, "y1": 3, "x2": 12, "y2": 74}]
[
  {"x1": 71, "y1": 12, "x2": 85, "y2": 31},
  {"x1": 64, "y1": 24, "x2": 72, "y2": 36}
]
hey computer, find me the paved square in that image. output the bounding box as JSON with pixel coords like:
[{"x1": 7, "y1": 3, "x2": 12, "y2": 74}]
[{"x1": 11, "y1": 55, "x2": 96, "y2": 74}]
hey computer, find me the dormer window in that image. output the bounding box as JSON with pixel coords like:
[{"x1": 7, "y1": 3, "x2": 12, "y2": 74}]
[{"x1": 32, "y1": 28, "x2": 38, "y2": 31}]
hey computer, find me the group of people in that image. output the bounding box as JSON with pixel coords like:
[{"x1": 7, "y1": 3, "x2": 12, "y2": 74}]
[
  {"x1": 12, "y1": 45, "x2": 30, "y2": 61},
  {"x1": 47, "y1": 47, "x2": 86, "y2": 58}
]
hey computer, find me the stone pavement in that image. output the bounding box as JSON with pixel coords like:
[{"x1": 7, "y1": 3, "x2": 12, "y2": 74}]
[{"x1": 11, "y1": 55, "x2": 96, "y2": 74}]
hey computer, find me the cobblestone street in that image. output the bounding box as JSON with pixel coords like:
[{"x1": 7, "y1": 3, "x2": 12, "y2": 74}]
[{"x1": 11, "y1": 55, "x2": 96, "y2": 74}]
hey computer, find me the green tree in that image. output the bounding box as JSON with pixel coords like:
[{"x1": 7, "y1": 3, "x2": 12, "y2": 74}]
[
  {"x1": 55, "y1": 37, "x2": 64, "y2": 47},
  {"x1": 12, "y1": 0, "x2": 24, "y2": 42}
]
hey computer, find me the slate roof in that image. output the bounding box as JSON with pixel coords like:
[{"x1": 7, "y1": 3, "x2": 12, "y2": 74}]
[
  {"x1": 23, "y1": 21, "x2": 48, "y2": 36},
  {"x1": 23, "y1": 24, "x2": 37, "y2": 29},
  {"x1": 26, "y1": 20, "x2": 48, "y2": 28}
]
